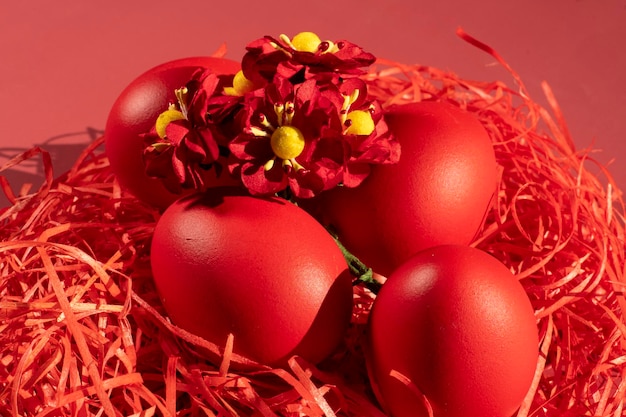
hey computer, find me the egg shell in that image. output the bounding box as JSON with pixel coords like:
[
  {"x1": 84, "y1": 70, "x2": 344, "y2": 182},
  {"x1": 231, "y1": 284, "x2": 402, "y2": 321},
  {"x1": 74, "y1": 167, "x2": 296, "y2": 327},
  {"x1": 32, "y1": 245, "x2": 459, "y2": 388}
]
[
  {"x1": 304, "y1": 101, "x2": 498, "y2": 277},
  {"x1": 367, "y1": 245, "x2": 539, "y2": 417},
  {"x1": 104, "y1": 57, "x2": 240, "y2": 209},
  {"x1": 150, "y1": 187, "x2": 354, "y2": 367}
]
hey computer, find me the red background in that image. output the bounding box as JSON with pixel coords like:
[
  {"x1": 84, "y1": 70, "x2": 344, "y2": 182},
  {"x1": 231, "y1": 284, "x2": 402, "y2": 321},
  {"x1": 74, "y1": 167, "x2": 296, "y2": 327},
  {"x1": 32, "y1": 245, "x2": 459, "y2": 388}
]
[{"x1": 1, "y1": 0, "x2": 624, "y2": 207}]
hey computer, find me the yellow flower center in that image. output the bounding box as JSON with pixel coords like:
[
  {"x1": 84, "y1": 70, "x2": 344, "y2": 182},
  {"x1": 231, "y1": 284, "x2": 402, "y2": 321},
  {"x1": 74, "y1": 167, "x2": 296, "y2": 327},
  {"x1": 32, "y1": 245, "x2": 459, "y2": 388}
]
[
  {"x1": 270, "y1": 125, "x2": 305, "y2": 160},
  {"x1": 290, "y1": 32, "x2": 322, "y2": 53},
  {"x1": 344, "y1": 110, "x2": 375, "y2": 136},
  {"x1": 224, "y1": 70, "x2": 255, "y2": 96},
  {"x1": 275, "y1": 32, "x2": 338, "y2": 57},
  {"x1": 154, "y1": 87, "x2": 189, "y2": 138},
  {"x1": 155, "y1": 107, "x2": 185, "y2": 138}
]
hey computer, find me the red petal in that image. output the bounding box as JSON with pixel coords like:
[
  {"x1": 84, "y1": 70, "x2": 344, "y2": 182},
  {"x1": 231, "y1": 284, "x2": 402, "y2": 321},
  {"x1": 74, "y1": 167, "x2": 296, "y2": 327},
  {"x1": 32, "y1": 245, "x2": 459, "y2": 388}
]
[
  {"x1": 229, "y1": 134, "x2": 272, "y2": 162},
  {"x1": 240, "y1": 162, "x2": 288, "y2": 196},
  {"x1": 288, "y1": 170, "x2": 325, "y2": 199},
  {"x1": 342, "y1": 162, "x2": 371, "y2": 188},
  {"x1": 197, "y1": 129, "x2": 221, "y2": 161}
]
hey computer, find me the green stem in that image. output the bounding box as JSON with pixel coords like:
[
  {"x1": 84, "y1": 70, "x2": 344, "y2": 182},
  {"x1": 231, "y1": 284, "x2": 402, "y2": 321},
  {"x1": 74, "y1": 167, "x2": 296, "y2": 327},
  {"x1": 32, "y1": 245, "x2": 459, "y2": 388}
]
[{"x1": 330, "y1": 231, "x2": 382, "y2": 294}]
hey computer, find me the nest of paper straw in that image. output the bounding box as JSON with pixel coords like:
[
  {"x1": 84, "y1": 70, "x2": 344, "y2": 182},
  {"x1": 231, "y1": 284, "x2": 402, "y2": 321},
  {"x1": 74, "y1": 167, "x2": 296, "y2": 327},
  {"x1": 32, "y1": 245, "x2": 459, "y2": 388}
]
[{"x1": 1, "y1": 30, "x2": 624, "y2": 416}]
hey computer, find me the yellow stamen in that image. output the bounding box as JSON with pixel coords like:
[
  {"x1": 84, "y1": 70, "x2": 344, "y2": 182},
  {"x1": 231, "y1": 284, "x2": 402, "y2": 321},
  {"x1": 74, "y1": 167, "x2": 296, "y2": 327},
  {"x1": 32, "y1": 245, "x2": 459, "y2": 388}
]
[
  {"x1": 273, "y1": 39, "x2": 293, "y2": 58},
  {"x1": 284, "y1": 102, "x2": 295, "y2": 125},
  {"x1": 320, "y1": 40, "x2": 339, "y2": 54},
  {"x1": 282, "y1": 158, "x2": 305, "y2": 171},
  {"x1": 174, "y1": 87, "x2": 189, "y2": 118},
  {"x1": 259, "y1": 114, "x2": 274, "y2": 130},
  {"x1": 274, "y1": 103, "x2": 285, "y2": 126},
  {"x1": 289, "y1": 158, "x2": 305, "y2": 171},
  {"x1": 348, "y1": 89, "x2": 360, "y2": 105},
  {"x1": 340, "y1": 89, "x2": 361, "y2": 124},
  {"x1": 151, "y1": 142, "x2": 171, "y2": 152},
  {"x1": 264, "y1": 157, "x2": 276, "y2": 171},
  {"x1": 249, "y1": 126, "x2": 270, "y2": 137}
]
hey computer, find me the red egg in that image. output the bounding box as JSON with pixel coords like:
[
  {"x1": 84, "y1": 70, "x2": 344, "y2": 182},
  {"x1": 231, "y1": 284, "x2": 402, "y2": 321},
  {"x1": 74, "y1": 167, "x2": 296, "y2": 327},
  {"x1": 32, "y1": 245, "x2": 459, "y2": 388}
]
[
  {"x1": 150, "y1": 187, "x2": 353, "y2": 366},
  {"x1": 305, "y1": 101, "x2": 498, "y2": 277},
  {"x1": 104, "y1": 57, "x2": 240, "y2": 209},
  {"x1": 367, "y1": 245, "x2": 538, "y2": 417}
]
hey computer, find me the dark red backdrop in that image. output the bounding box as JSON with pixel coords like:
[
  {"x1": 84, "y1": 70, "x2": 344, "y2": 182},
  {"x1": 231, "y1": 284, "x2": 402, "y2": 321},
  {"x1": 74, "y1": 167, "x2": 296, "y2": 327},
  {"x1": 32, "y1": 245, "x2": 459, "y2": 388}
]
[{"x1": 1, "y1": 0, "x2": 624, "y2": 207}]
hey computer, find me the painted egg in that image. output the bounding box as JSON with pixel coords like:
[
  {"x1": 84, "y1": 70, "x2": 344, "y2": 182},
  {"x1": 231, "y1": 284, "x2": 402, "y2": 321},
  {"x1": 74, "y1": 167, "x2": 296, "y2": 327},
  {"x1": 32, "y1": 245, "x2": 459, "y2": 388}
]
[
  {"x1": 367, "y1": 245, "x2": 538, "y2": 417},
  {"x1": 104, "y1": 57, "x2": 240, "y2": 209},
  {"x1": 150, "y1": 187, "x2": 354, "y2": 366},
  {"x1": 305, "y1": 101, "x2": 498, "y2": 277}
]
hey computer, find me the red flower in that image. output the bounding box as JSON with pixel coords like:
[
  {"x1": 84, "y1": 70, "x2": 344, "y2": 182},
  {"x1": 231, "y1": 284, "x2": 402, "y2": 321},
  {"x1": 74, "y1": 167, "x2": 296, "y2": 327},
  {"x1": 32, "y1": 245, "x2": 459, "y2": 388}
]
[
  {"x1": 241, "y1": 32, "x2": 376, "y2": 86},
  {"x1": 142, "y1": 71, "x2": 230, "y2": 193},
  {"x1": 228, "y1": 78, "x2": 331, "y2": 198},
  {"x1": 227, "y1": 76, "x2": 399, "y2": 198}
]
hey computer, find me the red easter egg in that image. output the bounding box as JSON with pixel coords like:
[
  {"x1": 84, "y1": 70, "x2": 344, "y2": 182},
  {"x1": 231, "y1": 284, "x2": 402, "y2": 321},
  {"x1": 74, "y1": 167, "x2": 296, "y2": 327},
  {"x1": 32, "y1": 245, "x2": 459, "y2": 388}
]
[
  {"x1": 305, "y1": 101, "x2": 498, "y2": 276},
  {"x1": 104, "y1": 57, "x2": 240, "y2": 209},
  {"x1": 150, "y1": 187, "x2": 353, "y2": 366},
  {"x1": 367, "y1": 245, "x2": 539, "y2": 417}
]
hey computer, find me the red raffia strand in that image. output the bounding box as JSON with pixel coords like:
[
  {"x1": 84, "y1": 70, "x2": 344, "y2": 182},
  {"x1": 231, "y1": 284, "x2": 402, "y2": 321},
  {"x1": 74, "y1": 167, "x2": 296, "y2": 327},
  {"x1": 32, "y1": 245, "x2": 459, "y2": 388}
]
[{"x1": 1, "y1": 27, "x2": 625, "y2": 416}]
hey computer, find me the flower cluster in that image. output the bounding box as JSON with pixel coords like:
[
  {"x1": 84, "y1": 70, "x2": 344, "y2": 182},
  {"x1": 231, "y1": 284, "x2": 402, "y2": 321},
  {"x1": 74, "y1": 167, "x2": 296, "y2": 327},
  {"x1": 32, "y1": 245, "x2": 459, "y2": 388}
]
[{"x1": 143, "y1": 32, "x2": 400, "y2": 198}]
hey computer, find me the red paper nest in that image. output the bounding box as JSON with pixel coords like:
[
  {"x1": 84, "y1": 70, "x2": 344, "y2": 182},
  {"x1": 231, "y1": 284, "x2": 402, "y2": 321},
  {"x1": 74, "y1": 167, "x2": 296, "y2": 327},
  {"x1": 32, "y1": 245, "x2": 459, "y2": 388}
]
[{"x1": 1, "y1": 30, "x2": 625, "y2": 417}]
